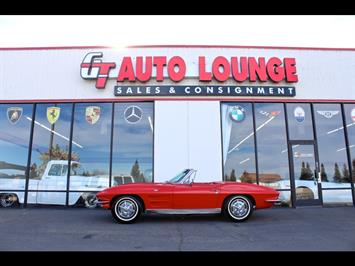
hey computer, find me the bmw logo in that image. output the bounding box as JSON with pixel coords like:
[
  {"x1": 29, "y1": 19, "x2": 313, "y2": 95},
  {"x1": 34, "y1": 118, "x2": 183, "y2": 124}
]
[{"x1": 229, "y1": 106, "x2": 245, "y2": 122}]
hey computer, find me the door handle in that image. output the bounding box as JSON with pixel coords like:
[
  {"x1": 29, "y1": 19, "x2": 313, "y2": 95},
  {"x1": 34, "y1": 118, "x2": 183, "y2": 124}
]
[{"x1": 153, "y1": 189, "x2": 159, "y2": 192}]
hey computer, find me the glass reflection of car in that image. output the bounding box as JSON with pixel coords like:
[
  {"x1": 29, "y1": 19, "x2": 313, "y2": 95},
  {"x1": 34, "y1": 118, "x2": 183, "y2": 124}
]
[
  {"x1": 0, "y1": 160, "x2": 108, "y2": 208},
  {"x1": 96, "y1": 169, "x2": 280, "y2": 224},
  {"x1": 267, "y1": 177, "x2": 352, "y2": 204}
]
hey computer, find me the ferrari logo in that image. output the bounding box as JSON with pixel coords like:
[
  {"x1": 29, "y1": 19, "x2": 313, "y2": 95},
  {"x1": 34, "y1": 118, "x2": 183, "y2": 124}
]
[
  {"x1": 85, "y1": 106, "x2": 101, "y2": 125},
  {"x1": 47, "y1": 107, "x2": 61, "y2": 124},
  {"x1": 7, "y1": 107, "x2": 23, "y2": 125}
]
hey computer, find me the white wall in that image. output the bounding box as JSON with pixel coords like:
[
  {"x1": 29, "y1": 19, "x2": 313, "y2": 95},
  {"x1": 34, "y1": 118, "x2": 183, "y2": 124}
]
[
  {"x1": 187, "y1": 101, "x2": 223, "y2": 182},
  {"x1": 154, "y1": 101, "x2": 189, "y2": 182},
  {"x1": 1, "y1": 47, "x2": 355, "y2": 101},
  {"x1": 154, "y1": 101, "x2": 222, "y2": 182}
]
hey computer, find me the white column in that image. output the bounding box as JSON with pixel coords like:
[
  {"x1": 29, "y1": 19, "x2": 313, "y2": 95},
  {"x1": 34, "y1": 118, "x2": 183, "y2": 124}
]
[{"x1": 154, "y1": 101, "x2": 222, "y2": 182}]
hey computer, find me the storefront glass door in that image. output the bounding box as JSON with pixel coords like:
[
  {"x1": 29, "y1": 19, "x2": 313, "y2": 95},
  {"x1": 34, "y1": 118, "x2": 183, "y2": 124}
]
[{"x1": 289, "y1": 141, "x2": 322, "y2": 206}]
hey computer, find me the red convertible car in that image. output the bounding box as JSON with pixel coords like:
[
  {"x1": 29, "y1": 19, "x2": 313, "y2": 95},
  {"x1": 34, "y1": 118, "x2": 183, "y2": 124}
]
[{"x1": 96, "y1": 169, "x2": 280, "y2": 223}]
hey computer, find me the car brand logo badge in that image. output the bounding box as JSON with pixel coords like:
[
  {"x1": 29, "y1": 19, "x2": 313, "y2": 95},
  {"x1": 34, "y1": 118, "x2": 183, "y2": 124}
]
[
  {"x1": 47, "y1": 107, "x2": 61, "y2": 124},
  {"x1": 229, "y1": 106, "x2": 245, "y2": 122},
  {"x1": 124, "y1": 105, "x2": 143, "y2": 124},
  {"x1": 85, "y1": 106, "x2": 101, "y2": 125},
  {"x1": 294, "y1": 106, "x2": 305, "y2": 123},
  {"x1": 7, "y1": 107, "x2": 23, "y2": 125},
  {"x1": 259, "y1": 110, "x2": 281, "y2": 118},
  {"x1": 317, "y1": 110, "x2": 339, "y2": 119},
  {"x1": 351, "y1": 108, "x2": 355, "y2": 122}
]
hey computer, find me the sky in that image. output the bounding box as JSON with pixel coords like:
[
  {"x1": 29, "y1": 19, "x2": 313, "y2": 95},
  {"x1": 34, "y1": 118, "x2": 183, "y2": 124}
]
[{"x1": 0, "y1": 15, "x2": 354, "y2": 48}]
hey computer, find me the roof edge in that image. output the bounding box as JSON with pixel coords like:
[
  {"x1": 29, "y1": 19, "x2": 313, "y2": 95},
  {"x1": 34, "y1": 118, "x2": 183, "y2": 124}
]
[{"x1": 0, "y1": 45, "x2": 355, "y2": 51}]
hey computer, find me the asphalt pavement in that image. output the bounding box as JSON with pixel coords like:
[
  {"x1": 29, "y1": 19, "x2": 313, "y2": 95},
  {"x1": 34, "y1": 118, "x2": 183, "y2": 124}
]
[{"x1": 0, "y1": 206, "x2": 355, "y2": 251}]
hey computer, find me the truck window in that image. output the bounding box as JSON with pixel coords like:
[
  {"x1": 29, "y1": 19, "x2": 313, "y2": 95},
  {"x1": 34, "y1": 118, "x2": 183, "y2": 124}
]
[
  {"x1": 62, "y1": 165, "x2": 68, "y2": 176},
  {"x1": 113, "y1": 176, "x2": 123, "y2": 185},
  {"x1": 48, "y1": 164, "x2": 63, "y2": 176},
  {"x1": 123, "y1": 176, "x2": 133, "y2": 184},
  {"x1": 70, "y1": 164, "x2": 85, "y2": 176}
]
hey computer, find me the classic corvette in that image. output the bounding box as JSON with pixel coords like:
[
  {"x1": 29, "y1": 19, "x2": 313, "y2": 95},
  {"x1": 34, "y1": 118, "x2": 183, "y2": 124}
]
[{"x1": 96, "y1": 169, "x2": 280, "y2": 223}]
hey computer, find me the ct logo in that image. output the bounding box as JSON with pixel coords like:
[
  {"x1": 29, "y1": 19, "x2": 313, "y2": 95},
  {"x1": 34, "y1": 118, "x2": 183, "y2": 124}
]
[{"x1": 124, "y1": 106, "x2": 143, "y2": 124}]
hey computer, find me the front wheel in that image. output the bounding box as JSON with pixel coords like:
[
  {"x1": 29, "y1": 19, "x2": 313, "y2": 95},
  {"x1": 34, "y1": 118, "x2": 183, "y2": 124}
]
[
  {"x1": 223, "y1": 195, "x2": 253, "y2": 222},
  {"x1": 83, "y1": 193, "x2": 98, "y2": 208},
  {"x1": 111, "y1": 196, "x2": 142, "y2": 224}
]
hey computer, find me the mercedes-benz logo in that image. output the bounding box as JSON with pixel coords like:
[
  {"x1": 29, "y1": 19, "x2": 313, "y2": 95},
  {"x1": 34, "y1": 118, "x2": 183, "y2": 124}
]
[{"x1": 124, "y1": 105, "x2": 143, "y2": 124}]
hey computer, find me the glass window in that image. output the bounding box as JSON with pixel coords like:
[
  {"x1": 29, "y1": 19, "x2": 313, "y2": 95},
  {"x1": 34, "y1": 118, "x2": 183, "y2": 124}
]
[
  {"x1": 313, "y1": 104, "x2": 351, "y2": 205},
  {"x1": 322, "y1": 189, "x2": 353, "y2": 206},
  {"x1": 287, "y1": 103, "x2": 314, "y2": 140},
  {"x1": 36, "y1": 192, "x2": 66, "y2": 205},
  {"x1": 255, "y1": 103, "x2": 290, "y2": 192},
  {"x1": 277, "y1": 191, "x2": 291, "y2": 207},
  {"x1": 112, "y1": 102, "x2": 154, "y2": 184},
  {"x1": 48, "y1": 164, "x2": 64, "y2": 176},
  {"x1": 69, "y1": 103, "x2": 112, "y2": 192},
  {"x1": 28, "y1": 104, "x2": 72, "y2": 205},
  {"x1": 123, "y1": 176, "x2": 134, "y2": 184},
  {"x1": 113, "y1": 176, "x2": 124, "y2": 185},
  {"x1": 0, "y1": 104, "x2": 33, "y2": 207},
  {"x1": 221, "y1": 102, "x2": 256, "y2": 183},
  {"x1": 343, "y1": 104, "x2": 355, "y2": 184}
]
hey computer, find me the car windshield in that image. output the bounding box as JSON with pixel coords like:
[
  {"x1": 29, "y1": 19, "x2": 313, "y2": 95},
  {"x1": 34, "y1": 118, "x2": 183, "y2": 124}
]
[{"x1": 168, "y1": 169, "x2": 190, "y2": 183}]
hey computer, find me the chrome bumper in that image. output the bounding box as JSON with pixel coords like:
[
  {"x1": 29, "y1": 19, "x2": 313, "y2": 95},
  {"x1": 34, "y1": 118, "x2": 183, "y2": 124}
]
[
  {"x1": 96, "y1": 200, "x2": 110, "y2": 206},
  {"x1": 265, "y1": 199, "x2": 282, "y2": 205}
]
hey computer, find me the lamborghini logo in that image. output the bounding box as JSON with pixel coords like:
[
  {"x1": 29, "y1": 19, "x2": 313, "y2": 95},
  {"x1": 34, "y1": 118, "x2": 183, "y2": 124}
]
[
  {"x1": 7, "y1": 107, "x2": 23, "y2": 125},
  {"x1": 47, "y1": 107, "x2": 61, "y2": 124}
]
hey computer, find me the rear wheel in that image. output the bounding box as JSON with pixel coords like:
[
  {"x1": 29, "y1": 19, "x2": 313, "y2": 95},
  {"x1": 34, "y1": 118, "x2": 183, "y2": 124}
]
[
  {"x1": 0, "y1": 193, "x2": 19, "y2": 208},
  {"x1": 296, "y1": 187, "x2": 314, "y2": 200},
  {"x1": 111, "y1": 196, "x2": 142, "y2": 224},
  {"x1": 223, "y1": 195, "x2": 253, "y2": 222}
]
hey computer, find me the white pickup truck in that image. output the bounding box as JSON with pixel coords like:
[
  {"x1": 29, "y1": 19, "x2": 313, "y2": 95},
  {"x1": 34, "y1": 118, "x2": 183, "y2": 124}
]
[{"x1": 0, "y1": 160, "x2": 134, "y2": 208}]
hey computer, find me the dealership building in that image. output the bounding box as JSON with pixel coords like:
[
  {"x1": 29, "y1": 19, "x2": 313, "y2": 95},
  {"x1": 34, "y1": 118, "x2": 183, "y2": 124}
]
[{"x1": 0, "y1": 45, "x2": 354, "y2": 208}]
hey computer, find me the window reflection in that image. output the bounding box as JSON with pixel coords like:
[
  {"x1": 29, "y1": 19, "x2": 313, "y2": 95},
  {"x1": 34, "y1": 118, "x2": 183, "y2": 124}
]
[
  {"x1": 255, "y1": 103, "x2": 290, "y2": 191},
  {"x1": 112, "y1": 103, "x2": 154, "y2": 185},
  {"x1": 221, "y1": 103, "x2": 256, "y2": 183},
  {"x1": 314, "y1": 103, "x2": 352, "y2": 205},
  {"x1": 322, "y1": 190, "x2": 353, "y2": 206},
  {"x1": 287, "y1": 103, "x2": 314, "y2": 140},
  {"x1": 343, "y1": 104, "x2": 355, "y2": 184},
  {"x1": 70, "y1": 103, "x2": 112, "y2": 192},
  {"x1": 29, "y1": 104, "x2": 72, "y2": 205},
  {"x1": 314, "y1": 104, "x2": 350, "y2": 186},
  {"x1": 0, "y1": 104, "x2": 33, "y2": 207}
]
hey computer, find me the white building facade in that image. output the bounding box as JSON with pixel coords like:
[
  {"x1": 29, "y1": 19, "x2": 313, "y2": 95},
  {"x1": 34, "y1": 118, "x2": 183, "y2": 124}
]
[{"x1": 0, "y1": 45, "x2": 354, "y2": 208}]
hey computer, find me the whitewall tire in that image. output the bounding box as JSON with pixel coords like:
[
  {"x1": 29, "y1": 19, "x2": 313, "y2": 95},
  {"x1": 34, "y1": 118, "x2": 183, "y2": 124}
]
[
  {"x1": 111, "y1": 196, "x2": 142, "y2": 224},
  {"x1": 223, "y1": 195, "x2": 253, "y2": 222}
]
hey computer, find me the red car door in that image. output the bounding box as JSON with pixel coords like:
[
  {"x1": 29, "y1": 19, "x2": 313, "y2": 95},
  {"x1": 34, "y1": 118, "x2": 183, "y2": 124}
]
[
  {"x1": 173, "y1": 183, "x2": 220, "y2": 209},
  {"x1": 145, "y1": 183, "x2": 174, "y2": 209}
]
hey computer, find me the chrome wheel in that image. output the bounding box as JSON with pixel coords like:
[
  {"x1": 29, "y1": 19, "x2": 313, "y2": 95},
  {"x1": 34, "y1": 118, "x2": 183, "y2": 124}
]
[
  {"x1": 83, "y1": 193, "x2": 98, "y2": 208},
  {"x1": 229, "y1": 198, "x2": 249, "y2": 218},
  {"x1": 224, "y1": 195, "x2": 253, "y2": 222},
  {"x1": 0, "y1": 193, "x2": 18, "y2": 208},
  {"x1": 113, "y1": 197, "x2": 140, "y2": 223}
]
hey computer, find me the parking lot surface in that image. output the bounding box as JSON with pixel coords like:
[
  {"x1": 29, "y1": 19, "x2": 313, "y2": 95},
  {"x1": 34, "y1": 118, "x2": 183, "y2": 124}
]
[{"x1": 0, "y1": 206, "x2": 355, "y2": 251}]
